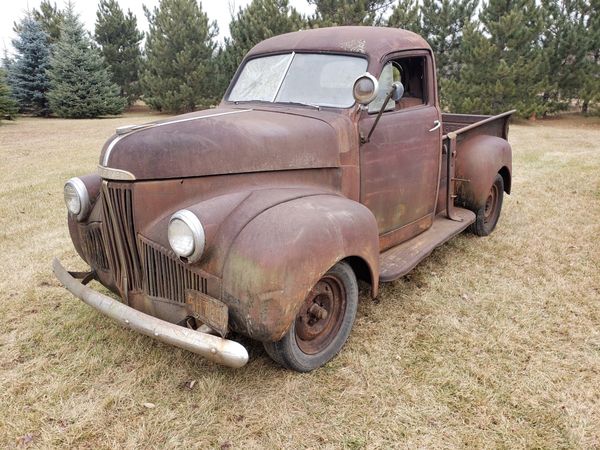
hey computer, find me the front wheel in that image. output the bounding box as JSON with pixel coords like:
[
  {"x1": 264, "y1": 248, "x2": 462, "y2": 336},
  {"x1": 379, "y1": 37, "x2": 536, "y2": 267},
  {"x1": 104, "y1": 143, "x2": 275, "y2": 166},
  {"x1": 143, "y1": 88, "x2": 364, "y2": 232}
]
[
  {"x1": 470, "y1": 173, "x2": 504, "y2": 236},
  {"x1": 263, "y1": 261, "x2": 358, "y2": 372}
]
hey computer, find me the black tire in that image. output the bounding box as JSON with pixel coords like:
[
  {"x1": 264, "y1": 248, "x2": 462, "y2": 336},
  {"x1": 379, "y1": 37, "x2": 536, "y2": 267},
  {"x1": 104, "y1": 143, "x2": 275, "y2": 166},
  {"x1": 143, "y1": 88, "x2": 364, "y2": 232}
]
[
  {"x1": 263, "y1": 261, "x2": 358, "y2": 372},
  {"x1": 470, "y1": 173, "x2": 504, "y2": 236}
]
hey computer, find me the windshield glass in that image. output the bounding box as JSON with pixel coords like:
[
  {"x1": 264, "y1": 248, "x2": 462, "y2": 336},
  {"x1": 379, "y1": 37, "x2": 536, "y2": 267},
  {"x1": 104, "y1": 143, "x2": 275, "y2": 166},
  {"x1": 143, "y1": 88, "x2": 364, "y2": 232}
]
[{"x1": 228, "y1": 53, "x2": 368, "y2": 108}]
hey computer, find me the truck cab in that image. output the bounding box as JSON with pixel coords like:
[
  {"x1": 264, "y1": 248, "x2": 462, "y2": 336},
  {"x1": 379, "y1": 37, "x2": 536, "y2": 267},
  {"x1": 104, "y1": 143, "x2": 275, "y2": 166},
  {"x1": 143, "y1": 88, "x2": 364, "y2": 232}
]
[{"x1": 55, "y1": 27, "x2": 513, "y2": 372}]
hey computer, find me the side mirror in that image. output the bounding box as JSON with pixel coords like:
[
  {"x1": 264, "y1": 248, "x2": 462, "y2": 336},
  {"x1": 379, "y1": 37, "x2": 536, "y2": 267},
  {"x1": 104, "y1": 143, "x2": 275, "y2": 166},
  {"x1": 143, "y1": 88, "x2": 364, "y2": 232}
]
[
  {"x1": 391, "y1": 81, "x2": 404, "y2": 102},
  {"x1": 352, "y1": 73, "x2": 379, "y2": 105}
]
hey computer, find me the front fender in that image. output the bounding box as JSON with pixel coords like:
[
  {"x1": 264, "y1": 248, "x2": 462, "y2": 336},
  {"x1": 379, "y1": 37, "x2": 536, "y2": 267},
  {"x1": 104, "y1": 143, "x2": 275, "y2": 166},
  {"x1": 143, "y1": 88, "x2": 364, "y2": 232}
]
[
  {"x1": 221, "y1": 194, "x2": 380, "y2": 342},
  {"x1": 455, "y1": 135, "x2": 512, "y2": 209}
]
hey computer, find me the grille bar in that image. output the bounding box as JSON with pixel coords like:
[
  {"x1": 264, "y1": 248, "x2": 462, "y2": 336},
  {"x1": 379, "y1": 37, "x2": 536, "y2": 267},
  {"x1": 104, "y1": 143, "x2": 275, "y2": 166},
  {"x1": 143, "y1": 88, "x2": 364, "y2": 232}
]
[
  {"x1": 140, "y1": 237, "x2": 208, "y2": 303},
  {"x1": 82, "y1": 224, "x2": 109, "y2": 271},
  {"x1": 101, "y1": 182, "x2": 142, "y2": 292}
]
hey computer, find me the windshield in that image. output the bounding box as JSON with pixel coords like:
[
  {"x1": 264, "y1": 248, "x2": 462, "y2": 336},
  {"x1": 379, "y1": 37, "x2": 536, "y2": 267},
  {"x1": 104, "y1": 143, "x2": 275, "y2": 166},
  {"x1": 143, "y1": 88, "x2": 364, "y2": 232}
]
[{"x1": 228, "y1": 53, "x2": 368, "y2": 108}]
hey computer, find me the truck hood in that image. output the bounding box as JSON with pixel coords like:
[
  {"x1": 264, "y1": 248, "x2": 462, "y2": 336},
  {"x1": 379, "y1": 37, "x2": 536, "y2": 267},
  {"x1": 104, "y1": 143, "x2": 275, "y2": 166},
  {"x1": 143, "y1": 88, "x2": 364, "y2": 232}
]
[{"x1": 99, "y1": 107, "x2": 355, "y2": 180}]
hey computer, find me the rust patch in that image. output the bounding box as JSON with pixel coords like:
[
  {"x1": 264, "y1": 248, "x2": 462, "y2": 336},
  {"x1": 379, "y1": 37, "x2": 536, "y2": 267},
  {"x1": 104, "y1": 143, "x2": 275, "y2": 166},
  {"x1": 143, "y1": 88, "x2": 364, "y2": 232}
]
[{"x1": 340, "y1": 39, "x2": 366, "y2": 53}]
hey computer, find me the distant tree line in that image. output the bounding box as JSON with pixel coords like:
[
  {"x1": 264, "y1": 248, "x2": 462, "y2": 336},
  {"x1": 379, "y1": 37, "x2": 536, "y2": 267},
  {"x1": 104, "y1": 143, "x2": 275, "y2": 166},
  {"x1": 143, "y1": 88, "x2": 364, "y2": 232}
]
[
  {"x1": 2, "y1": 1, "x2": 125, "y2": 120},
  {"x1": 1, "y1": 0, "x2": 598, "y2": 122}
]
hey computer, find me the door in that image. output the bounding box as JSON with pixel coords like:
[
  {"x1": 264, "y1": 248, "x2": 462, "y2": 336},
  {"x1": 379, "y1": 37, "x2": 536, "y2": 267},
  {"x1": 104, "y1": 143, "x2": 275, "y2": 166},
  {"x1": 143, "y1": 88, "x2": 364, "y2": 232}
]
[{"x1": 359, "y1": 53, "x2": 441, "y2": 247}]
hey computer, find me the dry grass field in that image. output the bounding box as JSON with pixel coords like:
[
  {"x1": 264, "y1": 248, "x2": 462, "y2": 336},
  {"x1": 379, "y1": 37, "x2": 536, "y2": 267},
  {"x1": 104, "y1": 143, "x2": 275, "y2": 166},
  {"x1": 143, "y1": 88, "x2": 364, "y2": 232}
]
[{"x1": 0, "y1": 111, "x2": 599, "y2": 449}]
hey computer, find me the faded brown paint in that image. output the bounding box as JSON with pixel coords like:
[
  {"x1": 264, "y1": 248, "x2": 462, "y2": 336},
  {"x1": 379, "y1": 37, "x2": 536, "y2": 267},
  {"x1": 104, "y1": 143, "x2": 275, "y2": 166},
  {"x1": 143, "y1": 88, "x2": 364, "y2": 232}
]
[
  {"x1": 221, "y1": 194, "x2": 379, "y2": 341},
  {"x1": 360, "y1": 101, "x2": 441, "y2": 239},
  {"x1": 444, "y1": 111, "x2": 513, "y2": 210},
  {"x1": 61, "y1": 26, "x2": 514, "y2": 345},
  {"x1": 244, "y1": 26, "x2": 430, "y2": 62},
  {"x1": 100, "y1": 108, "x2": 358, "y2": 180}
]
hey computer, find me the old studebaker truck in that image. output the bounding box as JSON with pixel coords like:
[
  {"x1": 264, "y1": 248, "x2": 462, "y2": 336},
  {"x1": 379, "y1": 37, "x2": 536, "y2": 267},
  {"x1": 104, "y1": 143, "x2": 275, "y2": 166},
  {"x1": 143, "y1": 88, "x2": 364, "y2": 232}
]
[{"x1": 54, "y1": 27, "x2": 513, "y2": 372}]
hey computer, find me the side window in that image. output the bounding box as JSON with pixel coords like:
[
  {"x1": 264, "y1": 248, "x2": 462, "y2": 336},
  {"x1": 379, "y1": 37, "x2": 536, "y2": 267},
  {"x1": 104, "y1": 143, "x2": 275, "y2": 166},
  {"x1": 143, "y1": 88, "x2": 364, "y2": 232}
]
[{"x1": 368, "y1": 56, "x2": 427, "y2": 113}]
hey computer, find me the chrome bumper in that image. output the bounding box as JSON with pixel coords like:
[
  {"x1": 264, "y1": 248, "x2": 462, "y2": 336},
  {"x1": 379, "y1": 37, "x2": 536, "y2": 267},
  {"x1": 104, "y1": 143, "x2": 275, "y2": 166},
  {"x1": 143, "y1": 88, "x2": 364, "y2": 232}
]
[{"x1": 52, "y1": 258, "x2": 249, "y2": 368}]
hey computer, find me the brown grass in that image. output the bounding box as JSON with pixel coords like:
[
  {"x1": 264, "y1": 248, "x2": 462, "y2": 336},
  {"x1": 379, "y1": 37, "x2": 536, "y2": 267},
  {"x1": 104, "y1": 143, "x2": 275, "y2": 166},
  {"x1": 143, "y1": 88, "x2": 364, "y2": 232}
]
[{"x1": 0, "y1": 112, "x2": 599, "y2": 449}]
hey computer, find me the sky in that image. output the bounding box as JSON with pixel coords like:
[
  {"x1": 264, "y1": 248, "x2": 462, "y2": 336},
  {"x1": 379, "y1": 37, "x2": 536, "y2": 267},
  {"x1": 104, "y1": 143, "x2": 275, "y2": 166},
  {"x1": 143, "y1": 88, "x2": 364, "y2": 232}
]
[{"x1": 1, "y1": 0, "x2": 315, "y2": 55}]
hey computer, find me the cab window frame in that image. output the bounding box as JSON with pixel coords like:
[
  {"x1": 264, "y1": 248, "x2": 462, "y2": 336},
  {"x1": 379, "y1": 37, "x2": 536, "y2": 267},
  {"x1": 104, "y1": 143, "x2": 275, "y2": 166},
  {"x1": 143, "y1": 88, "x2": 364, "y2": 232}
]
[
  {"x1": 366, "y1": 50, "x2": 435, "y2": 115},
  {"x1": 223, "y1": 50, "x2": 371, "y2": 110}
]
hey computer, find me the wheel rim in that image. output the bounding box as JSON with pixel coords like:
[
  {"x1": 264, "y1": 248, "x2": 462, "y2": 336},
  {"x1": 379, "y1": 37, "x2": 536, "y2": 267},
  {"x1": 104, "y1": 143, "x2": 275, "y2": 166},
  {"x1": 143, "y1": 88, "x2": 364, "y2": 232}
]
[
  {"x1": 295, "y1": 274, "x2": 347, "y2": 355},
  {"x1": 483, "y1": 183, "x2": 499, "y2": 224}
]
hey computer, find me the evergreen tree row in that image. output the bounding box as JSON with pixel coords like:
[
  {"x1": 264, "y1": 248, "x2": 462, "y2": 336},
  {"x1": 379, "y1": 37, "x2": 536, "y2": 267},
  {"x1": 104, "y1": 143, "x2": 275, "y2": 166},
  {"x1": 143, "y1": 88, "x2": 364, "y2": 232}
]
[
  {"x1": 48, "y1": 2, "x2": 125, "y2": 118},
  {"x1": 4, "y1": 1, "x2": 125, "y2": 119},
  {"x1": 2, "y1": 0, "x2": 598, "y2": 120}
]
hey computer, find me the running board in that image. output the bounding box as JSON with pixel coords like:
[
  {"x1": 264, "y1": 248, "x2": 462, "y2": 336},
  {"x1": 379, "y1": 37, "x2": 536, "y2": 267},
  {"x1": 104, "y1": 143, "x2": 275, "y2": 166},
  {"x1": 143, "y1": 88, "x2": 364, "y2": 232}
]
[{"x1": 379, "y1": 207, "x2": 475, "y2": 282}]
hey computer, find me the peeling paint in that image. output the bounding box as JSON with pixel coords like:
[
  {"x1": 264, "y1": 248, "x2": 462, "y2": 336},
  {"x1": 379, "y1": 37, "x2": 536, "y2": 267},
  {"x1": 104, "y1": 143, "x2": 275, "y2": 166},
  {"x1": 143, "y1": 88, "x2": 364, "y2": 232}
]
[{"x1": 339, "y1": 39, "x2": 366, "y2": 53}]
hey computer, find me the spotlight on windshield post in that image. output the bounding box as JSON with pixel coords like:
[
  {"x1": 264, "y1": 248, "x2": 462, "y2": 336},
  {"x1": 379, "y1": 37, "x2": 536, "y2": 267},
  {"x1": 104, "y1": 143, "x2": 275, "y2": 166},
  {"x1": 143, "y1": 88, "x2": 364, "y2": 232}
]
[{"x1": 352, "y1": 73, "x2": 379, "y2": 105}]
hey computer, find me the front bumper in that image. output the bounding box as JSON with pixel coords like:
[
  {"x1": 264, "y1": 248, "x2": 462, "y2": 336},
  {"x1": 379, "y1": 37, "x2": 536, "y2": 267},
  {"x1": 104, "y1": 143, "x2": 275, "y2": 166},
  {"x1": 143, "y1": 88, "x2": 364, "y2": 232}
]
[{"x1": 52, "y1": 258, "x2": 249, "y2": 368}]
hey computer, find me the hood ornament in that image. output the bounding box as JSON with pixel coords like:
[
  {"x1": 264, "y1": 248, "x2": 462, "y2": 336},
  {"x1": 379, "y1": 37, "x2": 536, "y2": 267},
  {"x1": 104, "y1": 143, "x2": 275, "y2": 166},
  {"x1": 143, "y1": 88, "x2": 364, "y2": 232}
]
[{"x1": 115, "y1": 124, "x2": 151, "y2": 135}]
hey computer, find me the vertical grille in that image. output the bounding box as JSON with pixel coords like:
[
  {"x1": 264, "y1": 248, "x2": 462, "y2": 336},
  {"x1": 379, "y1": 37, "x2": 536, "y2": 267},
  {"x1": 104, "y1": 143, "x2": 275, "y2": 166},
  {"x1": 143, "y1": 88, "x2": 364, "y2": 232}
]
[
  {"x1": 140, "y1": 237, "x2": 208, "y2": 303},
  {"x1": 102, "y1": 182, "x2": 142, "y2": 292},
  {"x1": 82, "y1": 224, "x2": 109, "y2": 271}
]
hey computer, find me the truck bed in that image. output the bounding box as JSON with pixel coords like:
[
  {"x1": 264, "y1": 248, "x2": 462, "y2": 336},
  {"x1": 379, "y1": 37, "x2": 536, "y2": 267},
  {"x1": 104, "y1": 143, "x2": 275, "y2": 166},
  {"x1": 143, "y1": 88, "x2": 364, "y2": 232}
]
[{"x1": 442, "y1": 110, "x2": 515, "y2": 142}]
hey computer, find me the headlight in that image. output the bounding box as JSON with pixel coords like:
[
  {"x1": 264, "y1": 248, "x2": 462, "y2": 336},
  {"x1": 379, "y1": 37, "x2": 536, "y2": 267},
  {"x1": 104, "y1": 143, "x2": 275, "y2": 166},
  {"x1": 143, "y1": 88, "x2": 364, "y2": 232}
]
[
  {"x1": 168, "y1": 210, "x2": 205, "y2": 263},
  {"x1": 64, "y1": 178, "x2": 90, "y2": 221}
]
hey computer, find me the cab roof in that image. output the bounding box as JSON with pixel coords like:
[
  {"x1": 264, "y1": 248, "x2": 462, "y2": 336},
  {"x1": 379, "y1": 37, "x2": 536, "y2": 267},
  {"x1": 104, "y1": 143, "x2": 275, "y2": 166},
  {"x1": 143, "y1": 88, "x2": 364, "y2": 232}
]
[{"x1": 246, "y1": 26, "x2": 431, "y2": 62}]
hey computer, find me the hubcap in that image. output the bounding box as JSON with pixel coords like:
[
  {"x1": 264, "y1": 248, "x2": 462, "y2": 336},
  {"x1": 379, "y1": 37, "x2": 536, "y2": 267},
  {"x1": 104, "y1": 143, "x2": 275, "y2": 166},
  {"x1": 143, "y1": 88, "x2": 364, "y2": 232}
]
[{"x1": 295, "y1": 275, "x2": 347, "y2": 355}]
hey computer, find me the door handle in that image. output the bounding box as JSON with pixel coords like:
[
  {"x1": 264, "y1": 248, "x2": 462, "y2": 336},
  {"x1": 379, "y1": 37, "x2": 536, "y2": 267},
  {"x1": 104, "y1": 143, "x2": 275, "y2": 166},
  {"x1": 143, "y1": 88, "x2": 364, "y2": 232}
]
[{"x1": 429, "y1": 120, "x2": 441, "y2": 132}]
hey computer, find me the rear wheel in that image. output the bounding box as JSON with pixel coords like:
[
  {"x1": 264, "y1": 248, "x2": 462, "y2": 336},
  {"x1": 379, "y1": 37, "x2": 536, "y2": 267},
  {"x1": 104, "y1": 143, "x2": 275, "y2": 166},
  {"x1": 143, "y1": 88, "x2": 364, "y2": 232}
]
[
  {"x1": 470, "y1": 173, "x2": 504, "y2": 236},
  {"x1": 263, "y1": 261, "x2": 358, "y2": 372}
]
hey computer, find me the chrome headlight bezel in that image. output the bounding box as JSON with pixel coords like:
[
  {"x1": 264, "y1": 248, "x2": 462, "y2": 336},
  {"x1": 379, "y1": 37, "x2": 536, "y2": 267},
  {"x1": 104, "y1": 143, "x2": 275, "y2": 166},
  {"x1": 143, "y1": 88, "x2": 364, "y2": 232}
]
[
  {"x1": 168, "y1": 209, "x2": 205, "y2": 263},
  {"x1": 352, "y1": 72, "x2": 379, "y2": 105},
  {"x1": 64, "y1": 177, "x2": 90, "y2": 222}
]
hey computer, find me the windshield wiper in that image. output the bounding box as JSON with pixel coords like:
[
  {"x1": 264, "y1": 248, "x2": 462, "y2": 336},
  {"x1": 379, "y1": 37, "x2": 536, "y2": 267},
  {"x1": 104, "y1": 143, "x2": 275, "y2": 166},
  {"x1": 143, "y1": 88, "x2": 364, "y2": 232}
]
[
  {"x1": 279, "y1": 101, "x2": 321, "y2": 110},
  {"x1": 232, "y1": 100, "x2": 321, "y2": 110}
]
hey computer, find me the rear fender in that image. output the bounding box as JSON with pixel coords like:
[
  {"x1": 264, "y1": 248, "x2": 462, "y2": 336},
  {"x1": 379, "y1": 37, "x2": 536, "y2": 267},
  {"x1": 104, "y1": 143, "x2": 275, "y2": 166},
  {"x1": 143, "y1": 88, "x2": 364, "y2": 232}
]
[
  {"x1": 221, "y1": 194, "x2": 380, "y2": 342},
  {"x1": 455, "y1": 135, "x2": 512, "y2": 209}
]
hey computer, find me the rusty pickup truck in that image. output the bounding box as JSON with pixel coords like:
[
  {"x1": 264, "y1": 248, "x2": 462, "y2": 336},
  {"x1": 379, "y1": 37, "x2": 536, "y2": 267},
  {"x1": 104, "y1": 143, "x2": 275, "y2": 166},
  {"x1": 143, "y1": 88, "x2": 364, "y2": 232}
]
[{"x1": 54, "y1": 27, "x2": 513, "y2": 372}]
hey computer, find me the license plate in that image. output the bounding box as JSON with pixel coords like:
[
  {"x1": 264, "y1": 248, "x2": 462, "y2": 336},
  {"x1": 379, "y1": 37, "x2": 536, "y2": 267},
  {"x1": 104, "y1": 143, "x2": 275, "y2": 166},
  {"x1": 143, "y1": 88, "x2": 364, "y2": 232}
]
[{"x1": 185, "y1": 290, "x2": 229, "y2": 337}]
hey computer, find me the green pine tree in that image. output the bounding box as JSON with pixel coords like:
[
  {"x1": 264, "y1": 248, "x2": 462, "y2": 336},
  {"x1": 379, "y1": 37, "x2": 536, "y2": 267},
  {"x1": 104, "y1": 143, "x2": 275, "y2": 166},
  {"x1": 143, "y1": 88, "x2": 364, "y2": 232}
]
[
  {"x1": 216, "y1": 0, "x2": 305, "y2": 97},
  {"x1": 445, "y1": 0, "x2": 549, "y2": 117},
  {"x1": 2, "y1": 49, "x2": 12, "y2": 69},
  {"x1": 8, "y1": 15, "x2": 52, "y2": 116},
  {"x1": 95, "y1": 0, "x2": 143, "y2": 106},
  {"x1": 141, "y1": 0, "x2": 218, "y2": 113},
  {"x1": 579, "y1": 0, "x2": 600, "y2": 114},
  {"x1": 14, "y1": 1, "x2": 64, "y2": 45},
  {"x1": 0, "y1": 68, "x2": 18, "y2": 122},
  {"x1": 47, "y1": 2, "x2": 125, "y2": 118},
  {"x1": 308, "y1": 0, "x2": 394, "y2": 26},
  {"x1": 419, "y1": 0, "x2": 477, "y2": 80},
  {"x1": 539, "y1": 0, "x2": 589, "y2": 112},
  {"x1": 33, "y1": 1, "x2": 64, "y2": 44},
  {"x1": 386, "y1": 0, "x2": 422, "y2": 34}
]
